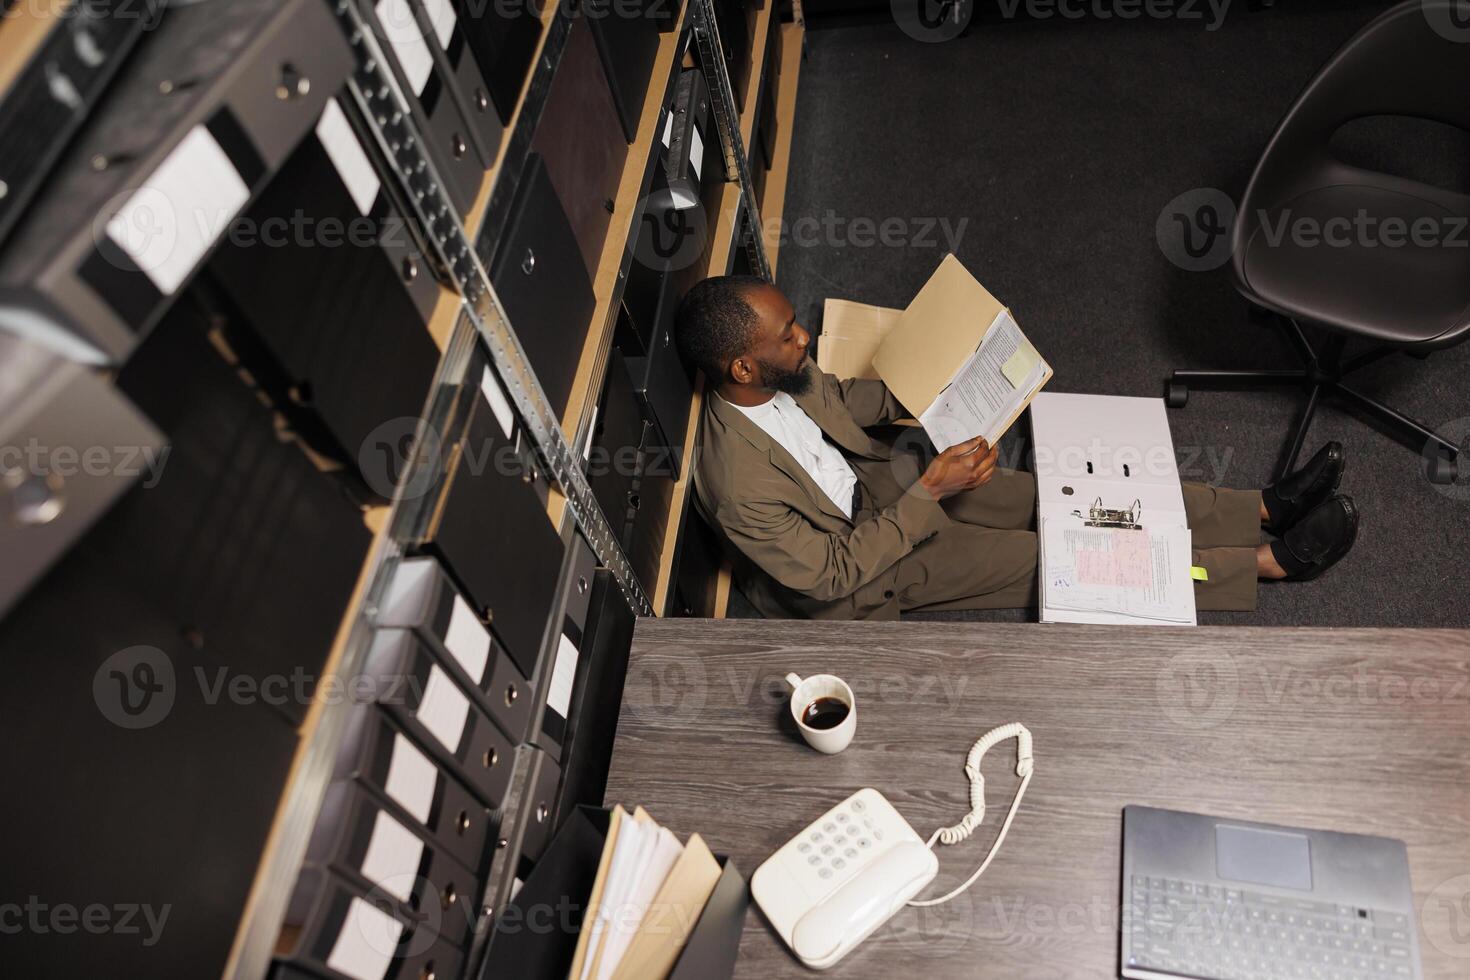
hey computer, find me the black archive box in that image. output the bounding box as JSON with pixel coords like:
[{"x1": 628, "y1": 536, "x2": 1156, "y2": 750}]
[
  {"x1": 552, "y1": 569, "x2": 636, "y2": 818},
  {"x1": 332, "y1": 705, "x2": 497, "y2": 876},
  {"x1": 586, "y1": 348, "x2": 644, "y2": 538},
  {"x1": 418, "y1": 374, "x2": 565, "y2": 678},
  {"x1": 487, "y1": 151, "x2": 596, "y2": 417},
  {"x1": 379, "y1": 556, "x2": 536, "y2": 744},
  {"x1": 623, "y1": 298, "x2": 695, "y2": 477},
  {"x1": 206, "y1": 93, "x2": 441, "y2": 500},
  {"x1": 532, "y1": 535, "x2": 599, "y2": 759},
  {"x1": 358, "y1": 0, "x2": 487, "y2": 214},
  {"x1": 453, "y1": 0, "x2": 545, "y2": 125},
  {"x1": 532, "y1": 18, "x2": 630, "y2": 278},
  {"x1": 586, "y1": 0, "x2": 665, "y2": 143},
  {"x1": 361, "y1": 629, "x2": 517, "y2": 810},
  {"x1": 408, "y1": 0, "x2": 505, "y2": 165},
  {"x1": 484, "y1": 806, "x2": 749, "y2": 980},
  {"x1": 114, "y1": 290, "x2": 370, "y2": 726},
  {"x1": 273, "y1": 865, "x2": 467, "y2": 980},
  {"x1": 304, "y1": 781, "x2": 481, "y2": 947},
  {"x1": 0, "y1": 0, "x2": 354, "y2": 362}
]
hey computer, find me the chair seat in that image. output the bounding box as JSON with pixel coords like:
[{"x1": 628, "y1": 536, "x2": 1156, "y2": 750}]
[{"x1": 1239, "y1": 183, "x2": 1470, "y2": 347}]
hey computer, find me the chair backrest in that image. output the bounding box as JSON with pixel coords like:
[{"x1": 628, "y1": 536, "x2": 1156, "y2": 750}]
[{"x1": 1233, "y1": 1, "x2": 1470, "y2": 257}]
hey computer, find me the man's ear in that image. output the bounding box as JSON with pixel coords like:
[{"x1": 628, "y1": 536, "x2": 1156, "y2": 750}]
[{"x1": 729, "y1": 355, "x2": 755, "y2": 385}]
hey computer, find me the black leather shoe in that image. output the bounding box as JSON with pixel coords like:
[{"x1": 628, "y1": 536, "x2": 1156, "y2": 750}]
[
  {"x1": 1270, "y1": 494, "x2": 1358, "y2": 581},
  {"x1": 1263, "y1": 441, "x2": 1344, "y2": 532}
]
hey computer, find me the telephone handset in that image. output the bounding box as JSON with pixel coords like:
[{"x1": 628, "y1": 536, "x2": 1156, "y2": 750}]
[{"x1": 750, "y1": 724, "x2": 1034, "y2": 969}]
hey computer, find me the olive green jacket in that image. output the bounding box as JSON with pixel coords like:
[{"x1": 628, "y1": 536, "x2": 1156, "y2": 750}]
[{"x1": 690, "y1": 360, "x2": 951, "y2": 619}]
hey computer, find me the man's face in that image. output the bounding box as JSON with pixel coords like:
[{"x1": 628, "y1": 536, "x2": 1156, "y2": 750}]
[{"x1": 732, "y1": 284, "x2": 812, "y2": 396}]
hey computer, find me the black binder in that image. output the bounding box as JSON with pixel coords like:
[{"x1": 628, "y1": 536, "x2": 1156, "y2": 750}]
[
  {"x1": 273, "y1": 864, "x2": 468, "y2": 980},
  {"x1": 419, "y1": 362, "x2": 566, "y2": 678},
  {"x1": 304, "y1": 781, "x2": 481, "y2": 946},
  {"x1": 454, "y1": 0, "x2": 545, "y2": 125},
  {"x1": 487, "y1": 152, "x2": 596, "y2": 418},
  {"x1": 332, "y1": 705, "x2": 497, "y2": 875},
  {"x1": 378, "y1": 558, "x2": 536, "y2": 744},
  {"x1": 586, "y1": 0, "x2": 663, "y2": 143},
  {"x1": 361, "y1": 628, "x2": 517, "y2": 809}
]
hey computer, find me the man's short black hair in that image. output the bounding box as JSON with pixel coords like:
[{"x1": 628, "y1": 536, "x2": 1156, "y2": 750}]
[{"x1": 674, "y1": 275, "x2": 768, "y2": 382}]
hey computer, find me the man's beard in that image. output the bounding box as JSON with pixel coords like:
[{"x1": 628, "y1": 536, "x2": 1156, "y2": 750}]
[{"x1": 758, "y1": 356, "x2": 812, "y2": 397}]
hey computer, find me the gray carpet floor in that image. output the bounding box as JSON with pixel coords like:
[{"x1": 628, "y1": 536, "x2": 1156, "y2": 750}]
[{"x1": 735, "y1": 1, "x2": 1470, "y2": 626}]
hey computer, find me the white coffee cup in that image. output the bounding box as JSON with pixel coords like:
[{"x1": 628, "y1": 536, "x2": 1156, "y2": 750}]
[{"x1": 785, "y1": 672, "x2": 857, "y2": 754}]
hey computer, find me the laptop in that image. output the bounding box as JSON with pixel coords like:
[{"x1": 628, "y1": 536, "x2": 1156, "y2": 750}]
[{"x1": 1121, "y1": 806, "x2": 1422, "y2": 980}]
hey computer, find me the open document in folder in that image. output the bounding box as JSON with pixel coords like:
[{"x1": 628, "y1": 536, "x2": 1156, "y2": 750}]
[
  {"x1": 918, "y1": 309, "x2": 1049, "y2": 451},
  {"x1": 1039, "y1": 519, "x2": 1195, "y2": 624},
  {"x1": 872, "y1": 254, "x2": 1052, "y2": 452}
]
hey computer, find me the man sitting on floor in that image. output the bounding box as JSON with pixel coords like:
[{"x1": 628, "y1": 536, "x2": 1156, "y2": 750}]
[{"x1": 674, "y1": 275, "x2": 1359, "y2": 619}]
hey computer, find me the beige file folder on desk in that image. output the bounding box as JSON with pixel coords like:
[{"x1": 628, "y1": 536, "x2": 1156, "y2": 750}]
[{"x1": 1030, "y1": 392, "x2": 1197, "y2": 626}]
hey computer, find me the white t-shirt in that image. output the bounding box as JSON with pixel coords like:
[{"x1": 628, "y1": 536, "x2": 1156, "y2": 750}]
[{"x1": 726, "y1": 391, "x2": 859, "y2": 519}]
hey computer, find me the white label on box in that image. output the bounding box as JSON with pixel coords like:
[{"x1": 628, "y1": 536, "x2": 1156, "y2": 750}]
[
  {"x1": 359, "y1": 810, "x2": 424, "y2": 903},
  {"x1": 315, "y1": 99, "x2": 381, "y2": 216},
  {"x1": 661, "y1": 110, "x2": 674, "y2": 148},
  {"x1": 376, "y1": 0, "x2": 434, "y2": 96},
  {"x1": 547, "y1": 632, "x2": 579, "y2": 720},
  {"x1": 510, "y1": 877, "x2": 525, "y2": 900},
  {"x1": 444, "y1": 594, "x2": 491, "y2": 683},
  {"x1": 583, "y1": 405, "x2": 598, "y2": 462},
  {"x1": 385, "y1": 733, "x2": 438, "y2": 824},
  {"x1": 105, "y1": 125, "x2": 249, "y2": 296},
  {"x1": 423, "y1": 0, "x2": 457, "y2": 48},
  {"x1": 327, "y1": 897, "x2": 403, "y2": 980},
  {"x1": 690, "y1": 124, "x2": 704, "y2": 181},
  {"x1": 480, "y1": 365, "x2": 515, "y2": 440},
  {"x1": 417, "y1": 665, "x2": 470, "y2": 752}
]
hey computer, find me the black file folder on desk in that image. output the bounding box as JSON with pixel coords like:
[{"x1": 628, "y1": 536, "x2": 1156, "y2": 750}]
[{"x1": 485, "y1": 806, "x2": 749, "y2": 980}]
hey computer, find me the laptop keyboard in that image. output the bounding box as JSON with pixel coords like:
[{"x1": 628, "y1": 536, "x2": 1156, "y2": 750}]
[{"x1": 1125, "y1": 875, "x2": 1415, "y2": 980}]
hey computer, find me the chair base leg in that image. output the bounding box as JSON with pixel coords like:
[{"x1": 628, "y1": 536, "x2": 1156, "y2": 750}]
[{"x1": 1166, "y1": 318, "x2": 1461, "y2": 485}]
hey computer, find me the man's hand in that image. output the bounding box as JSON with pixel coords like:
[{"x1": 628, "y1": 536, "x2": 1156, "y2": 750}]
[{"x1": 918, "y1": 435, "x2": 999, "y2": 500}]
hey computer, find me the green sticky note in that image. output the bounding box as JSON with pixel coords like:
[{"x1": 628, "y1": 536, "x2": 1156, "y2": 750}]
[
  {"x1": 1190, "y1": 565, "x2": 1209, "y2": 582},
  {"x1": 1001, "y1": 340, "x2": 1040, "y2": 388}
]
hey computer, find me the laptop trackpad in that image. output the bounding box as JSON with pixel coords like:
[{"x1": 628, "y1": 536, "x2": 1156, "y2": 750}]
[{"x1": 1215, "y1": 824, "x2": 1313, "y2": 891}]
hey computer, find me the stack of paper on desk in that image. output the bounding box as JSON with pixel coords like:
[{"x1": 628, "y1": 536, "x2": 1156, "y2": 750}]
[
  {"x1": 872, "y1": 253, "x2": 1052, "y2": 452},
  {"x1": 1030, "y1": 392, "x2": 1198, "y2": 626},
  {"x1": 569, "y1": 805, "x2": 724, "y2": 980}
]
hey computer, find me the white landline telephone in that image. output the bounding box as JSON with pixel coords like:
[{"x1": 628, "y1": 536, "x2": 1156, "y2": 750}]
[{"x1": 750, "y1": 723, "x2": 1034, "y2": 970}]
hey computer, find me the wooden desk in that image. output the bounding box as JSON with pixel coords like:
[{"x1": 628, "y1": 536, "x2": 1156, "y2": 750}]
[{"x1": 603, "y1": 620, "x2": 1470, "y2": 979}]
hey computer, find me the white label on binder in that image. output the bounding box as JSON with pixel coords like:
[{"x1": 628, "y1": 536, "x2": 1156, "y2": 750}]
[
  {"x1": 417, "y1": 665, "x2": 470, "y2": 752},
  {"x1": 547, "y1": 633, "x2": 579, "y2": 720},
  {"x1": 327, "y1": 897, "x2": 403, "y2": 980},
  {"x1": 444, "y1": 594, "x2": 490, "y2": 683},
  {"x1": 105, "y1": 125, "x2": 249, "y2": 296},
  {"x1": 510, "y1": 877, "x2": 525, "y2": 900},
  {"x1": 690, "y1": 124, "x2": 704, "y2": 181},
  {"x1": 480, "y1": 365, "x2": 515, "y2": 440},
  {"x1": 661, "y1": 110, "x2": 673, "y2": 148},
  {"x1": 359, "y1": 810, "x2": 424, "y2": 903},
  {"x1": 376, "y1": 0, "x2": 434, "y2": 96},
  {"x1": 385, "y1": 733, "x2": 438, "y2": 824},
  {"x1": 423, "y1": 0, "x2": 457, "y2": 49},
  {"x1": 315, "y1": 99, "x2": 381, "y2": 217}
]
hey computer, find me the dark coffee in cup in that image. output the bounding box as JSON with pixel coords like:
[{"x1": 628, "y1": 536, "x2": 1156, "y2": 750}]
[{"x1": 801, "y1": 696, "x2": 851, "y2": 730}]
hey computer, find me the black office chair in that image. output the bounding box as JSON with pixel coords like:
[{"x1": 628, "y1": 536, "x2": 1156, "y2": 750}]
[{"x1": 1166, "y1": 0, "x2": 1470, "y2": 485}]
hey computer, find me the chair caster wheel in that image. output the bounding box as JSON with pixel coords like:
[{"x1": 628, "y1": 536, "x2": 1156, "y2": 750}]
[
  {"x1": 1165, "y1": 382, "x2": 1189, "y2": 408},
  {"x1": 1425, "y1": 454, "x2": 1458, "y2": 486}
]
